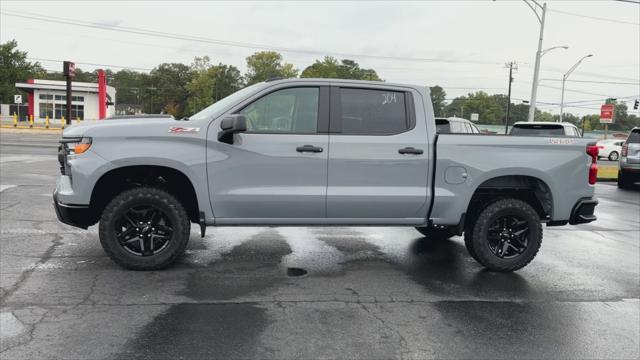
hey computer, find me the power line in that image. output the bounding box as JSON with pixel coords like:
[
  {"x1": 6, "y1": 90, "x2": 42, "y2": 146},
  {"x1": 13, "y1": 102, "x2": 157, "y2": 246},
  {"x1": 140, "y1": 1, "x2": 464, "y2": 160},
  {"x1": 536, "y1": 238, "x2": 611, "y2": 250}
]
[
  {"x1": 0, "y1": 9, "x2": 504, "y2": 66},
  {"x1": 548, "y1": 8, "x2": 640, "y2": 26},
  {"x1": 31, "y1": 57, "x2": 154, "y2": 71},
  {"x1": 539, "y1": 78, "x2": 640, "y2": 85}
]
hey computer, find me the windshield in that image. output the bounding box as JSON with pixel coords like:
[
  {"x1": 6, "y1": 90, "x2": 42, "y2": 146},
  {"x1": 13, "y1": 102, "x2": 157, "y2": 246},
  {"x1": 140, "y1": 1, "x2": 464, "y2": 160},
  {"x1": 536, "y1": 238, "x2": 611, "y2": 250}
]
[
  {"x1": 628, "y1": 129, "x2": 640, "y2": 144},
  {"x1": 510, "y1": 125, "x2": 564, "y2": 136},
  {"x1": 189, "y1": 83, "x2": 265, "y2": 121}
]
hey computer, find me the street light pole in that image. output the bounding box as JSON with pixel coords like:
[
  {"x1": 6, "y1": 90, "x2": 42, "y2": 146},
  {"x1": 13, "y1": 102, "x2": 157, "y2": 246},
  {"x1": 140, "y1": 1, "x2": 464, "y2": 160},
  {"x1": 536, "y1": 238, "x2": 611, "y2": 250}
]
[
  {"x1": 559, "y1": 54, "x2": 593, "y2": 122},
  {"x1": 505, "y1": 61, "x2": 518, "y2": 134},
  {"x1": 525, "y1": 0, "x2": 547, "y2": 122}
]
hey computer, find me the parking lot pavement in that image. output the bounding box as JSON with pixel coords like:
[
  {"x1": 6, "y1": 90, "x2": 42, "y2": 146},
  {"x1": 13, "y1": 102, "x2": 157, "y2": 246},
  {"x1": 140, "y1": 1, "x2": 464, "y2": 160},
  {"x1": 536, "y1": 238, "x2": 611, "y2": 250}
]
[{"x1": 1, "y1": 131, "x2": 639, "y2": 359}]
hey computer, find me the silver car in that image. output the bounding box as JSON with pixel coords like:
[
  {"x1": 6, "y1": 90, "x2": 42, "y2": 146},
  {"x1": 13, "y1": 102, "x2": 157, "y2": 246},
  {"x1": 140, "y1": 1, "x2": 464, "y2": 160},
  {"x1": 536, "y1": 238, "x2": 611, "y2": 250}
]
[{"x1": 618, "y1": 127, "x2": 640, "y2": 189}]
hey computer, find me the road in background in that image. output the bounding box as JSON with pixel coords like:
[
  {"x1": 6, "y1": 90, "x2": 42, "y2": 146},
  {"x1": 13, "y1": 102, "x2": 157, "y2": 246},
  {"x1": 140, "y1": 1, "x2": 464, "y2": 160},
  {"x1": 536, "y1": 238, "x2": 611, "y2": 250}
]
[{"x1": 1, "y1": 130, "x2": 639, "y2": 359}]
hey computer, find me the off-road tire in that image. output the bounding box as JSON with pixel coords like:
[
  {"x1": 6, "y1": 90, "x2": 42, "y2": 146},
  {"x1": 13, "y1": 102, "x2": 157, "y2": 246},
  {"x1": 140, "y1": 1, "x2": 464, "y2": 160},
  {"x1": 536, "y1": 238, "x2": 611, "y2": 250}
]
[
  {"x1": 99, "y1": 187, "x2": 190, "y2": 270},
  {"x1": 414, "y1": 227, "x2": 455, "y2": 240},
  {"x1": 463, "y1": 230, "x2": 480, "y2": 262},
  {"x1": 469, "y1": 198, "x2": 542, "y2": 272}
]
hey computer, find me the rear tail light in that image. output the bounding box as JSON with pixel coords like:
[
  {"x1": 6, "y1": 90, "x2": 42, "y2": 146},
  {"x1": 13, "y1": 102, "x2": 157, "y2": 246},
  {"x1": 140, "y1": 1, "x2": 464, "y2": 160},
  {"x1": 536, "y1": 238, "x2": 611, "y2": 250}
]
[
  {"x1": 586, "y1": 144, "x2": 598, "y2": 185},
  {"x1": 621, "y1": 143, "x2": 628, "y2": 157}
]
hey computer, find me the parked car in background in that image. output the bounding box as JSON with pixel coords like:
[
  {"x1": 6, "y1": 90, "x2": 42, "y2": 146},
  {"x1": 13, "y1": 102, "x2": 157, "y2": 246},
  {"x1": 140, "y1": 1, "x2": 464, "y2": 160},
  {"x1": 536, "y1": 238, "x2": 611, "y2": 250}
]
[
  {"x1": 510, "y1": 122, "x2": 582, "y2": 137},
  {"x1": 596, "y1": 139, "x2": 625, "y2": 161},
  {"x1": 618, "y1": 127, "x2": 640, "y2": 189},
  {"x1": 435, "y1": 117, "x2": 480, "y2": 134}
]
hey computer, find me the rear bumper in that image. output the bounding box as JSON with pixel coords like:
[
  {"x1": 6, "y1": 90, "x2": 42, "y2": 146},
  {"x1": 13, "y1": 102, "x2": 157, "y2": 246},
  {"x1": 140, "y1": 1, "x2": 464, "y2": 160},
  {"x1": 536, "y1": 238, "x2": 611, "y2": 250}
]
[
  {"x1": 53, "y1": 191, "x2": 91, "y2": 229},
  {"x1": 569, "y1": 198, "x2": 598, "y2": 225}
]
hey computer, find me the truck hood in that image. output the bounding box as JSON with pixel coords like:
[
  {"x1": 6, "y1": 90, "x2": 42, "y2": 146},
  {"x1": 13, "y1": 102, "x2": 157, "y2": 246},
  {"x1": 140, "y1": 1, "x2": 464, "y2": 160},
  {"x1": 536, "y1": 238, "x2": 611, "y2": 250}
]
[{"x1": 62, "y1": 117, "x2": 192, "y2": 138}]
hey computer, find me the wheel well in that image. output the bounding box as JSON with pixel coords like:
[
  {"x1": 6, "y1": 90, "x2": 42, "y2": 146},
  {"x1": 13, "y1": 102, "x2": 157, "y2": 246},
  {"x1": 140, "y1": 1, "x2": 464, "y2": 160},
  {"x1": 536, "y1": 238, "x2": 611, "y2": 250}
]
[
  {"x1": 465, "y1": 175, "x2": 552, "y2": 229},
  {"x1": 88, "y1": 166, "x2": 200, "y2": 226}
]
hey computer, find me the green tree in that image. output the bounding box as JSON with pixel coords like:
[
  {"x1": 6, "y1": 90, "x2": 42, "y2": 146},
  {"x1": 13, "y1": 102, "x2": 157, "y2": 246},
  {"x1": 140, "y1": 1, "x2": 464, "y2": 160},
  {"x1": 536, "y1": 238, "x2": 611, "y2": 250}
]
[
  {"x1": 300, "y1": 56, "x2": 381, "y2": 81},
  {"x1": 429, "y1": 86, "x2": 446, "y2": 117},
  {"x1": 244, "y1": 51, "x2": 298, "y2": 85},
  {"x1": 149, "y1": 63, "x2": 193, "y2": 118},
  {"x1": 187, "y1": 57, "x2": 242, "y2": 114},
  {"x1": 446, "y1": 91, "x2": 504, "y2": 124},
  {"x1": 0, "y1": 40, "x2": 45, "y2": 103},
  {"x1": 111, "y1": 69, "x2": 151, "y2": 114},
  {"x1": 509, "y1": 103, "x2": 530, "y2": 123}
]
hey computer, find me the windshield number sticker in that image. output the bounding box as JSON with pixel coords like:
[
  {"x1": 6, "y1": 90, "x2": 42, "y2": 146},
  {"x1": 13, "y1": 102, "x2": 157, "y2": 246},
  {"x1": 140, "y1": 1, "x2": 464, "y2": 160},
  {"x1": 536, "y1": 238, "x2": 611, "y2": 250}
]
[{"x1": 382, "y1": 93, "x2": 397, "y2": 105}]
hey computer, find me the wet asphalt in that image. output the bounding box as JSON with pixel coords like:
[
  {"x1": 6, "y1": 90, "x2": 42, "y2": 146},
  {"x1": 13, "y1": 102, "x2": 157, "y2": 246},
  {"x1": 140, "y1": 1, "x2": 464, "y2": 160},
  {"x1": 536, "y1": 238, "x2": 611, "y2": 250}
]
[{"x1": 1, "y1": 131, "x2": 639, "y2": 359}]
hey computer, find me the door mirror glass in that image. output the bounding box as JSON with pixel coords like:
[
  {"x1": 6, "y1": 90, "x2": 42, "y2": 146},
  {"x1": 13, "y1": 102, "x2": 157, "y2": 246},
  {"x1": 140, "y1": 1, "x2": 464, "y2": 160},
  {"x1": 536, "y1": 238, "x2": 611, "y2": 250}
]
[{"x1": 218, "y1": 114, "x2": 247, "y2": 144}]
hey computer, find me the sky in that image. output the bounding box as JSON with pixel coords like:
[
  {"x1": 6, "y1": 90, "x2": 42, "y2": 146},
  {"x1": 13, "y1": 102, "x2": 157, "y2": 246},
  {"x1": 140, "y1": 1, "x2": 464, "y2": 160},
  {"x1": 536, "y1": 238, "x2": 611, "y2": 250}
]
[{"x1": 1, "y1": 0, "x2": 639, "y2": 116}]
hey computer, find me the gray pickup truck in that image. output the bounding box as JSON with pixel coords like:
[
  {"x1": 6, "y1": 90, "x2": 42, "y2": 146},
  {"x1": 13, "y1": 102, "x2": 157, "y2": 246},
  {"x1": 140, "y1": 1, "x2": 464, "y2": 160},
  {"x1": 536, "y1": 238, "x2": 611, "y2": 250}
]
[{"x1": 54, "y1": 78, "x2": 599, "y2": 272}]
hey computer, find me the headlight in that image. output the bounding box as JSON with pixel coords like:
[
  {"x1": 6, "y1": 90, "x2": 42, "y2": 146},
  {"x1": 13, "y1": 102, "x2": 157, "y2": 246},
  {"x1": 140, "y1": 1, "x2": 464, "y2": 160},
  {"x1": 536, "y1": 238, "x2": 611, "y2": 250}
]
[{"x1": 61, "y1": 137, "x2": 92, "y2": 155}]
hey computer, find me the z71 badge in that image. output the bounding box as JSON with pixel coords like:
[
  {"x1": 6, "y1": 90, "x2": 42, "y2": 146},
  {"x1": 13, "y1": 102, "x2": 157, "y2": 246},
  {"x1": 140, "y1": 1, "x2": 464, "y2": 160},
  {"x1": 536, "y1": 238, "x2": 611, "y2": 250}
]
[{"x1": 168, "y1": 126, "x2": 200, "y2": 133}]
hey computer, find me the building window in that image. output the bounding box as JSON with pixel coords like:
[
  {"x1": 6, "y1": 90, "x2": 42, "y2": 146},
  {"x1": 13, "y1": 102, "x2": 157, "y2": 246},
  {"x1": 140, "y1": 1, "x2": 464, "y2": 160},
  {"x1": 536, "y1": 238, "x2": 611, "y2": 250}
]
[
  {"x1": 54, "y1": 104, "x2": 85, "y2": 120},
  {"x1": 54, "y1": 104, "x2": 64, "y2": 119},
  {"x1": 73, "y1": 105, "x2": 84, "y2": 120},
  {"x1": 54, "y1": 95, "x2": 84, "y2": 102},
  {"x1": 39, "y1": 103, "x2": 53, "y2": 118},
  {"x1": 39, "y1": 94, "x2": 53, "y2": 100}
]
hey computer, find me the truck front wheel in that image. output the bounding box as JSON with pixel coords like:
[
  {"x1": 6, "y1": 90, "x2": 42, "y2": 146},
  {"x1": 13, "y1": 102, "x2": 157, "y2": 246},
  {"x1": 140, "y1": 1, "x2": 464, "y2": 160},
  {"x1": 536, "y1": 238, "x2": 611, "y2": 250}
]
[
  {"x1": 468, "y1": 198, "x2": 542, "y2": 272},
  {"x1": 99, "y1": 187, "x2": 191, "y2": 270}
]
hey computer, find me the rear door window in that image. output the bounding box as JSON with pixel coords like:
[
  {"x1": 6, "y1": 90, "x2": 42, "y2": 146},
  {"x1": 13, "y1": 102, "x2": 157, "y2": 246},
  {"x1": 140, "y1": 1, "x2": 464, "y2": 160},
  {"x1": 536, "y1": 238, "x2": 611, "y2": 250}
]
[{"x1": 338, "y1": 88, "x2": 409, "y2": 135}]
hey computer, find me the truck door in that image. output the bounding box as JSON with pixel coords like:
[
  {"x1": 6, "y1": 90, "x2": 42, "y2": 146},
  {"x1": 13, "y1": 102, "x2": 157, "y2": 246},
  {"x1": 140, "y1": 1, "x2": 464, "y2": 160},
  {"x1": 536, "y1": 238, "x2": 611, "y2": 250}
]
[
  {"x1": 326, "y1": 86, "x2": 431, "y2": 221},
  {"x1": 208, "y1": 86, "x2": 329, "y2": 221}
]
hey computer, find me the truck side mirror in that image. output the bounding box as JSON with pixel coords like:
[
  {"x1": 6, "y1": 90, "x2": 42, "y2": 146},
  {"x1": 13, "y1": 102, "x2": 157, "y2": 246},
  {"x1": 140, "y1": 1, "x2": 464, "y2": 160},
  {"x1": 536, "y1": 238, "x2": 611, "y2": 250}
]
[{"x1": 218, "y1": 114, "x2": 247, "y2": 144}]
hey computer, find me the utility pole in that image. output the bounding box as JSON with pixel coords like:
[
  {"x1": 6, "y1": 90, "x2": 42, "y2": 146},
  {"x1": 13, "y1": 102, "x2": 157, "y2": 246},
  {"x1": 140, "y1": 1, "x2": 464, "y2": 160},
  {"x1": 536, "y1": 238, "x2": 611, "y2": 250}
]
[
  {"x1": 505, "y1": 61, "x2": 518, "y2": 134},
  {"x1": 525, "y1": 1, "x2": 547, "y2": 122},
  {"x1": 63, "y1": 61, "x2": 75, "y2": 125}
]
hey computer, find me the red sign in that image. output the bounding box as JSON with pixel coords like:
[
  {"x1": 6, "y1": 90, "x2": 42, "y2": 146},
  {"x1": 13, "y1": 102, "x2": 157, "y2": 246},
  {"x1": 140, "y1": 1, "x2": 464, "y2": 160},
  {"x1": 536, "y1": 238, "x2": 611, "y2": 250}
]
[{"x1": 600, "y1": 104, "x2": 615, "y2": 124}]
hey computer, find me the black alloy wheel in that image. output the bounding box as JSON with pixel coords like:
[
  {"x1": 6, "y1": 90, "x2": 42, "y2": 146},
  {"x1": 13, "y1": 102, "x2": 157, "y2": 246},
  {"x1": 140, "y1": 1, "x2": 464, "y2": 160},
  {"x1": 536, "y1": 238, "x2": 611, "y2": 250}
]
[
  {"x1": 99, "y1": 187, "x2": 190, "y2": 270},
  {"x1": 486, "y1": 215, "x2": 529, "y2": 259},
  {"x1": 115, "y1": 205, "x2": 174, "y2": 256}
]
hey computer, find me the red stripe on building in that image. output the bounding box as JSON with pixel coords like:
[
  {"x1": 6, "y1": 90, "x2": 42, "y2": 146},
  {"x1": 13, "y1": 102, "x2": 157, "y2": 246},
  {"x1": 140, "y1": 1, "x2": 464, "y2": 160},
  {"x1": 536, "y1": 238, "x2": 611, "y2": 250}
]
[
  {"x1": 98, "y1": 70, "x2": 106, "y2": 119},
  {"x1": 27, "y1": 79, "x2": 34, "y2": 117}
]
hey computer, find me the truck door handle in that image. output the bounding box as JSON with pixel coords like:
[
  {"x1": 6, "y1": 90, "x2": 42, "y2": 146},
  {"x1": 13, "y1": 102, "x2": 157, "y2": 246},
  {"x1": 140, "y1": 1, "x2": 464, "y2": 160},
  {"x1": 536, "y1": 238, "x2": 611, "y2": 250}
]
[
  {"x1": 398, "y1": 147, "x2": 423, "y2": 155},
  {"x1": 296, "y1": 145, "x2": 323, "y2": 153}
]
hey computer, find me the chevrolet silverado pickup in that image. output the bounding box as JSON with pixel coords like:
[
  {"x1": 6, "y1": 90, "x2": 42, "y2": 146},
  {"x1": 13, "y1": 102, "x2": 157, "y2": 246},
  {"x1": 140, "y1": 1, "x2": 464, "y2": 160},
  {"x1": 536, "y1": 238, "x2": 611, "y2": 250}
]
[{"x1": 54, "y1": 78, "x2": 599, "y2": 271}]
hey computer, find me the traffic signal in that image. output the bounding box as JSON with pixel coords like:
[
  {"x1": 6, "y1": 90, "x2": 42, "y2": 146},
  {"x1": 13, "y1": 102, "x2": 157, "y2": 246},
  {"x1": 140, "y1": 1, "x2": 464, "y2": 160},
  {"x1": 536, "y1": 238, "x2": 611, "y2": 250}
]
[{"x1": 634, "y1": 99, "x2": 639, "y2": 110}]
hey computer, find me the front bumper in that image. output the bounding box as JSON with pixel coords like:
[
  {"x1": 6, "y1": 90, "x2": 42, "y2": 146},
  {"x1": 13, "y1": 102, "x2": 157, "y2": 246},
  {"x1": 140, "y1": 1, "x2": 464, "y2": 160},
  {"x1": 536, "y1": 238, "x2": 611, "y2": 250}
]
[
  {"x1": 569, "y1": 198, "x2": 598, "y2": 225},
  {"x1": 53, "y1": 191, "x2": 92, "y2": 229}
]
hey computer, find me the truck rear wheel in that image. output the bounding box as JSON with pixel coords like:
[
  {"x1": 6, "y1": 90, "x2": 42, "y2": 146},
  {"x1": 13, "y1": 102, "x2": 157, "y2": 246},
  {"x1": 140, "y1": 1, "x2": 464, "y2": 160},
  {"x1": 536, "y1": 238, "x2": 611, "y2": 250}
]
[
  {"x1": 99, "y1": 187, "x2": 191, "y2": 270},
  {"x1": 414, "y1": 226, "x2": 455, "y2": 240},
  {"x1": 468, "y1": 198, "x2": 542, "y2": 272}
]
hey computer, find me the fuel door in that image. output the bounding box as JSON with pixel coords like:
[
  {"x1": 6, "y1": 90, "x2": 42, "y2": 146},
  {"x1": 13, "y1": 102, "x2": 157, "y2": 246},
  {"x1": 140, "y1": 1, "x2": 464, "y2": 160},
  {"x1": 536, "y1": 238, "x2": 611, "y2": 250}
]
[{"x1": 445, "y1": 166, "x2": 469, "y2": 184}]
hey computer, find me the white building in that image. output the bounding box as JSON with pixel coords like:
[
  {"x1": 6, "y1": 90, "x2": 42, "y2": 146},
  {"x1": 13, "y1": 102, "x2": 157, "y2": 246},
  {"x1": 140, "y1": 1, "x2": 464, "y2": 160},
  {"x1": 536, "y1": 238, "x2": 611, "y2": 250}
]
[{"x1": 15, "y1": 79, "x2": 116, "y2": 122}]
